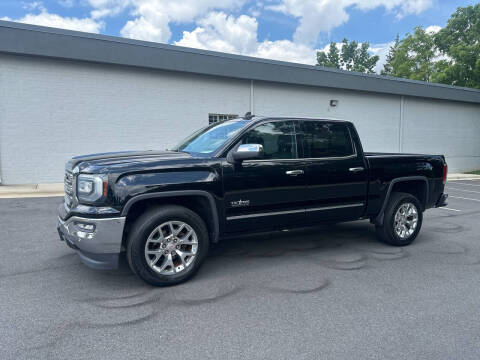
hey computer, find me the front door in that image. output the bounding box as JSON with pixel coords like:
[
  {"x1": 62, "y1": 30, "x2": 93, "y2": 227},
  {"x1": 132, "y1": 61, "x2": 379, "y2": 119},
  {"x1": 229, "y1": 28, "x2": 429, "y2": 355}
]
[
  {"x1": 298, "y1": 120, "x2": 368, "y2": 223},
  {"x1": 222, "y1": 120, "x2": 307, "y2": 233}
]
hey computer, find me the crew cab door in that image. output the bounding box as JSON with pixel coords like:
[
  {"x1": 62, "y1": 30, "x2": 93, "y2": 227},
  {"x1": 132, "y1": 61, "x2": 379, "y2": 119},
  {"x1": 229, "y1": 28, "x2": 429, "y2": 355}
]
[
  {"x1": 298, "y1": 120, "x2": 368, "y2": 222},
  {"x1": 222, "y1": 120, "x2": 307, "y2": 233}
]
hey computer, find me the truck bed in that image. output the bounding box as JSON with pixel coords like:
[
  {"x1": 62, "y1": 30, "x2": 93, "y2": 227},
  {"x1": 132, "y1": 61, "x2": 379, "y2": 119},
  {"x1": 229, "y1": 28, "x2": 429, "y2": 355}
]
[{"x1": 364, "y1": 151, "x2": 446, "y2": 215}]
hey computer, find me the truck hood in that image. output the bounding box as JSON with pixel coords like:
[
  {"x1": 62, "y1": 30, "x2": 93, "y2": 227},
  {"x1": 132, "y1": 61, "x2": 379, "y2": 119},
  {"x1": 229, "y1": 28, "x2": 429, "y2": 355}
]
[{"x1": 67, "y1": 150, "x2": 195, "y2": 173}]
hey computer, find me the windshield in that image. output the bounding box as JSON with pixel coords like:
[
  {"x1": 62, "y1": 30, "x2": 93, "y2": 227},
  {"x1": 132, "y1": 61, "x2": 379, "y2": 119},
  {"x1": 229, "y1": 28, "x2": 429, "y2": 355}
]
[{"x1": 175, "y1": 120, "x2": 248, "y2": 156}]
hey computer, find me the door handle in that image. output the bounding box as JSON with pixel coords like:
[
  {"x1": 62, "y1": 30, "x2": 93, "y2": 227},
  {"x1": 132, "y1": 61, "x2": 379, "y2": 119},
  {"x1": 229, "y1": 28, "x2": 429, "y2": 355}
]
[
  {"x1": 286, "y1": 170, "x2": 304, "y2": 176},
  {"x1": 349, "y1": 167, "x2": 364, "y2": 173}
]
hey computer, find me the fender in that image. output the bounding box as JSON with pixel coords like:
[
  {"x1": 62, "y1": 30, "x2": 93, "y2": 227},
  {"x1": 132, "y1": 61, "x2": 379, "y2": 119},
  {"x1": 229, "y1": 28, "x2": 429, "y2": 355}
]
[
  {"x1": 121, "y1": 190, "x2": 220, "y2": 242},
  {"x1": 374, "y1": 176, "x2": 429, "y2": 226}
]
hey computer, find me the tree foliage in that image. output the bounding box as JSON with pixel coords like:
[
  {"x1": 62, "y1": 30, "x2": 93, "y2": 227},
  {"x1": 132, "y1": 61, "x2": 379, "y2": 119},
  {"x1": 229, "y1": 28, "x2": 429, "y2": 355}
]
[
  {"x1": 316, "y1": 39, "x2": 379, "y2": 73},
  {"x1": 381, "y1": 34, "x2": 400, "y2": 76},
  {"x1": 316, "y1": 42, "x2": 340, "y2": 69},
  {"x1": 381, "y1": 4, "x2": 480, "y2": 88},
  {"x1": 318, "y1": 5, "x2": 480, "y2": 89},
  {"x1": 382, "y1": 26, "x2": 437, "y2": 81},
  {"x1": 433, "y1": 4, "x2": 480, "y2": 88}
]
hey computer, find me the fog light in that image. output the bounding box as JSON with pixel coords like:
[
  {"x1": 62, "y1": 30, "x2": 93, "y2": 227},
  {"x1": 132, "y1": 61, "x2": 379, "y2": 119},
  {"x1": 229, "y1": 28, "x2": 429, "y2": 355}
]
[
  {"x1": 75, "y1": 230, "x2": 95, "y2": 240},
  {"x1": 75, "y1": 222, "x2": 96, "y2": 232}
]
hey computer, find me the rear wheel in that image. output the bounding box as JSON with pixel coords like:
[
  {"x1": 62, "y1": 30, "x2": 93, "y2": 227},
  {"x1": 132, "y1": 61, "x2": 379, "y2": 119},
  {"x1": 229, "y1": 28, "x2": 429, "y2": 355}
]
[
  {"x1": 375, "y1": 192, "x2": 423, "y2": 246},
  {"x1": 127, "y1": 205, "x2": 209, "y2": 286}
]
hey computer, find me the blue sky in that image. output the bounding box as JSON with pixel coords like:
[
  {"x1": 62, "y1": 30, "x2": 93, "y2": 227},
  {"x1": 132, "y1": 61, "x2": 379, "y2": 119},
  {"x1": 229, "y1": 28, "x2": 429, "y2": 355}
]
[{"x1": 0, "y1": 0, "x2": 477, "y2": 71}]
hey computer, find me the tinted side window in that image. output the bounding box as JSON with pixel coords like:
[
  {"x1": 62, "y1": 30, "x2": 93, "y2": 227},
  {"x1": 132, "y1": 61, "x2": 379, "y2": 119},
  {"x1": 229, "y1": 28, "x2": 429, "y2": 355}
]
[
  {"x1": 241, "y1": 121, "x2": 297, "y2": 159},
  {"x1": 302, "y1": 122, "x2": 354, "y2": 158}
]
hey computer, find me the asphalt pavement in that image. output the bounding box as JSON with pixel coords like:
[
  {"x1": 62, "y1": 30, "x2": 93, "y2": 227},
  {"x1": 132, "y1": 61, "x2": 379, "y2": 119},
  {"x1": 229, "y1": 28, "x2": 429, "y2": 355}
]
[{"x1": 1, "y1": 180, "x2": 480, "y2": 359}]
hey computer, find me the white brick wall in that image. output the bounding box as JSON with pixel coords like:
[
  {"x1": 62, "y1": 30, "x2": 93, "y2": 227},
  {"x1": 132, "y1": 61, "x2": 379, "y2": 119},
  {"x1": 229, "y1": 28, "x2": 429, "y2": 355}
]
[
  {"x1": 0, "y1": 54, "x2": 250, "y2": 184},
  {"x1": 254, "y1": 81, "x2": 402, "y2": 153},
  {"x1": 254, "y1": 81, "x2": 480, "y2": 172},
  {"x1": 402, "y1": 97, "x2": 480, "y2": 172},
  {"x1": 0, "y1": 53, "x2": 479, "y2": 184}
]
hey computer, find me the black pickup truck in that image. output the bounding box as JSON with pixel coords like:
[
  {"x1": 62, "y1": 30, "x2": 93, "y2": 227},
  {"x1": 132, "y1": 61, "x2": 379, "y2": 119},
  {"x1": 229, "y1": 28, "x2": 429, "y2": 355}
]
[{"x1": 57, "y1": 115, "x2": 448, "y2": 286}]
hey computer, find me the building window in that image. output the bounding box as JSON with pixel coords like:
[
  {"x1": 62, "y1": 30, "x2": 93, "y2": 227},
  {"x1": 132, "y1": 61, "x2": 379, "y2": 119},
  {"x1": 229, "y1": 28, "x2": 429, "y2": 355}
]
[{"x1": 209, "y1": 113, "x2": 238, "y2": 124}]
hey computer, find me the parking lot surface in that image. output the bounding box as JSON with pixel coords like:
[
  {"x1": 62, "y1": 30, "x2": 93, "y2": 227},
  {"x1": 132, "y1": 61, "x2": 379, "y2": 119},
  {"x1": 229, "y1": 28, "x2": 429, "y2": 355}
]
[{"x1": 1, "y1": 180, "x2": 480, "y2": 360}]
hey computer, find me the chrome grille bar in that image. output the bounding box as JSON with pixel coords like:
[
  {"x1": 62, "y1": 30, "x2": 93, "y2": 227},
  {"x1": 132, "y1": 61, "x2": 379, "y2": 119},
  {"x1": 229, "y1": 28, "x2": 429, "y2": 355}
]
[{"x1": 64, "y1": 170, "x2": 73, "y2": 209}]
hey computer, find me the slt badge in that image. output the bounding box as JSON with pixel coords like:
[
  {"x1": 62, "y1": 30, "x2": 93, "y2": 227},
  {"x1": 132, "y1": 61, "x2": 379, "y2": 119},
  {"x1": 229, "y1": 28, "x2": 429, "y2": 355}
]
[{"x1": 230, "y1": 199, "x2": 250, "y2": 207}]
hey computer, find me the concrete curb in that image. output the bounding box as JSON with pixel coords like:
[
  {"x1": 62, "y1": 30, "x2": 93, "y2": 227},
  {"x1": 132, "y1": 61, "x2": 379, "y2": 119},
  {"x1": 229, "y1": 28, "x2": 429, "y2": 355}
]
[
  {"x1": 1, "y1": 174, "x2": 480, "y2": 198},
  {"x1": 0, "y1": 183, "x2": 64, "y2": 198},
  {"x1": 447, "y1": 174, "x2": 480, "y2": 181}
]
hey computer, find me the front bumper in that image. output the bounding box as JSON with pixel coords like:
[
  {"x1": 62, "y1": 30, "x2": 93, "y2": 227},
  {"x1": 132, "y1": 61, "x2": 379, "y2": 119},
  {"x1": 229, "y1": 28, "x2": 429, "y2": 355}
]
[{"x1": 57, "y1": 214, "x2": 126, "y2": 270}]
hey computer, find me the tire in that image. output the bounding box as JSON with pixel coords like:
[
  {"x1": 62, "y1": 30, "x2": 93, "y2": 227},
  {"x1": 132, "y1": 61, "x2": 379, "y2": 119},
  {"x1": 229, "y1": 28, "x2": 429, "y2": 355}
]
[
  {"x1": 127, "y1": 205, "x2": 210, "y2": 286},
  {"x1": 375, "y1": 192, "x2": 423, "y2": 246}
]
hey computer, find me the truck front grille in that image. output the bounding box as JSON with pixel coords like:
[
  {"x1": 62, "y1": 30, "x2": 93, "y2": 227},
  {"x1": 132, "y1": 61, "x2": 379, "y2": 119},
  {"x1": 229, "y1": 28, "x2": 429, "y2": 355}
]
[{"x1": 64, "y1": 170, "x2": 74, "y2": 209}]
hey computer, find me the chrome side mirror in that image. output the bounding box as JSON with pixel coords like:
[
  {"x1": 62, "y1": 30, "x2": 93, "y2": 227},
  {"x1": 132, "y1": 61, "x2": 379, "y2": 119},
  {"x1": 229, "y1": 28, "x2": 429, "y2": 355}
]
[{"x1": 231, "y1": 144, "x2": 264, "y2": 162}]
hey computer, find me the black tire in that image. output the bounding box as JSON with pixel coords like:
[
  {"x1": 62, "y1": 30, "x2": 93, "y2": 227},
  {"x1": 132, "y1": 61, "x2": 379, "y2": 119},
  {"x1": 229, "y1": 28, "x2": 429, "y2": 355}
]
[
  {"x1": 375, "y1": 192, "x2": 423, "y2": 246},
  {"x1": 127, "y1": 205, "x2": 210, "y2": 286}
]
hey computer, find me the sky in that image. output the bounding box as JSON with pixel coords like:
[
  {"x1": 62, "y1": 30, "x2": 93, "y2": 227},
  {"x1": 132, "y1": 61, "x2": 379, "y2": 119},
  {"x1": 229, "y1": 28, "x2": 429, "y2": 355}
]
[{"x1": 0, "y1": 0, "x2": 477, "y2": 72}]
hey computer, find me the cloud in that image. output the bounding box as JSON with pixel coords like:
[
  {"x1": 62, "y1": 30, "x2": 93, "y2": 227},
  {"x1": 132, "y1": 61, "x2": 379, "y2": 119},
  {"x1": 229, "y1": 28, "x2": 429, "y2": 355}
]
[
  {"x1": 425, "y1": 25, "x2": 441, "y2": 34},
  {"x1": 256, "y1": 40, "x2": 317, "y2": 64},
  {"x1": 87, "y1": 0, "x2": 247, "y2": 42},
  {"x1": 267, "y1": 0, "x2": 434, "y2": 44},
  {"x1": 88, "y1": 0, "x2": 433, "y2": 45},
  {"x1": 391, "y1": 0, "x2": 433, "y2": 18},
  {"x1": 176, "y1": 11, "x2": 395, "y2": 67},
  {"x1": 2, "y1": 0, "x2": 435, "y2": 72},
  {"x1": 266, "y1": 0, "x2": 349, "y2": 45},
  {"x1": 175, "y1": 12, "x2": 317, "y2": 65},
  {"x1": 120, "y1": 6, "x2": 171, "y2": 42},
  {"x1": 87, "y1": 0, "x2": 131, "y2": 19},
  {"x1": 87, "y1": 0, "x2": 434, "y2": 67},
  {"x1": 2, "y1": 9, "x2": 103, "y2": 33},
  {"x1": 22, "y1": 1, "x2": 45, "y2": 11},
  {"x1": 175, "y1": 12, "x2": 258, "y2": 54}
]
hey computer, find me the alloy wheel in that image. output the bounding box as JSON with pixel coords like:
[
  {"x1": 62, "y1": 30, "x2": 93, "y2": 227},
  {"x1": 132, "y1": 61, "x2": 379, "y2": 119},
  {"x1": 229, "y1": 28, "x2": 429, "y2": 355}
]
[
  {"x1": 393, "y1": 202, "x2": 418, "y2": 240},
  {"x1": 144, "y1": 221, "x2": 198, "y2": 275}
]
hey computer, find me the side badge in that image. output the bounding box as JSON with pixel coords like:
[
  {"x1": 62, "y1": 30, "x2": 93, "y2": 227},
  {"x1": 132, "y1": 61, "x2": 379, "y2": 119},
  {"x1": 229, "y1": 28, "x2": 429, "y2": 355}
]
[{"x1": 230, "y1": 199, "x2": 250, "y2": 207}]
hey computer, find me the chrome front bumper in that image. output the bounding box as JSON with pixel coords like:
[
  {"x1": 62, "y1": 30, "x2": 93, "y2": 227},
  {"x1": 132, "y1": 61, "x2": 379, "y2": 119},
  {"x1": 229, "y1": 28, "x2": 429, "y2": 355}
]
[{"x1": 57, "y1": 215, "x2": 126, "y2": 270}]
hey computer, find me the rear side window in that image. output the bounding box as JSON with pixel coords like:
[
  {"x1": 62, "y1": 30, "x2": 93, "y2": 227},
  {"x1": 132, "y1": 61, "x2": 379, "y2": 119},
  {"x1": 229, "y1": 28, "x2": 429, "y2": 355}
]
[
  {"x1": 301, "y1": 122, "x2": 354, "y2": 158},
  {"x1": 240, "y1": 121, "x2": 297, "y2": 159}
]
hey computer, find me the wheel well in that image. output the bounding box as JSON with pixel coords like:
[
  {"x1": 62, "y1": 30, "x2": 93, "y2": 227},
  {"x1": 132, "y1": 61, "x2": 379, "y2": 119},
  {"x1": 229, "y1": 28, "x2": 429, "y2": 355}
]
[
  {"x1": 121, "y1": 196, "x2": 216, "y2": 249},
  {"x1": 391, "y1": 180, "x2": 427, "y2": 210}
]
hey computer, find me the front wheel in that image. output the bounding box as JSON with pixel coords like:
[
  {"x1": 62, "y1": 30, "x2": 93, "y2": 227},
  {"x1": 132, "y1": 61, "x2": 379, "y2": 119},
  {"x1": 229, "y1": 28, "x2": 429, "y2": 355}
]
[
  {"x1": 127, "y1": 205, "x2": 210, "y2": 286},
  {"x1": 375, "y1": 192, "x2": 423, "y2": 246}
]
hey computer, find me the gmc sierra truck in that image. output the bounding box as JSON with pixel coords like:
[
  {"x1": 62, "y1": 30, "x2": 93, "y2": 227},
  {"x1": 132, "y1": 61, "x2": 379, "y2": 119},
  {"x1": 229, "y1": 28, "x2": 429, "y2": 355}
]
[{"x1": 57, "y1": 115, "x2": 448, "y2": 286}]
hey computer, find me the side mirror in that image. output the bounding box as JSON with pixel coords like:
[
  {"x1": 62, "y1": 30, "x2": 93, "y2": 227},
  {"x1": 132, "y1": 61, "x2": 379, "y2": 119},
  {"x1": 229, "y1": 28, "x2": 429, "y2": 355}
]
[{"x1": 231, "y1": 144, "x2": 264, "y2": 162}]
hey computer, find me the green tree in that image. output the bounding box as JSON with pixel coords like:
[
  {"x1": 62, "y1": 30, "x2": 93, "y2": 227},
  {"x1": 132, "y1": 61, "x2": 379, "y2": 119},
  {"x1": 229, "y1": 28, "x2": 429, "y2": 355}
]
[
  {"x1": 316, "y1": 42, "x2": 340, "y2": 69},
  {"x1": 316, "y1": 38, "x2": 379, "y2": 73},
  {"x1": 434, "y1": 4, "x2": 480, "y2": 88},
  {"x1": 381, "y1": 34, "x2": 400, "y2": 76},
  {"x1": 385, "y1": 26, "x2": 437, "y2": 81}
]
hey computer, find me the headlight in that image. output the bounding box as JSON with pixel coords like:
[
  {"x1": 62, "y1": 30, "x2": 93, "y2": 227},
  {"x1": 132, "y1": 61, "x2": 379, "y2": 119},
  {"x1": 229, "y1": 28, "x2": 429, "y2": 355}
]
[{"x1": 77, "y1": 174, "x2": 106, "y2": 203}]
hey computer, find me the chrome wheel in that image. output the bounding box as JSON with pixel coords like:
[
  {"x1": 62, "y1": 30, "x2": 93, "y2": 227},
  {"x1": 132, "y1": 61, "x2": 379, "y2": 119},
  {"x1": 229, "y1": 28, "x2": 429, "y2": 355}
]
[
  {"x1": 394, "y1": 202, "x2": 418, "y2": 240},
  {"x1": 144, "y1": 221, "x2": 198, "y2": 275}
]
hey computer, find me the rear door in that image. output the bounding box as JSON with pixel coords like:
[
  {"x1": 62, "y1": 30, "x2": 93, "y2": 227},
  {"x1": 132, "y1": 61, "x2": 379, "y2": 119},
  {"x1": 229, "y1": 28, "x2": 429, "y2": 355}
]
[
  {"x1": 222, "y1": 120, "x2": 307, "y2": 233},
  {"x1": 298, "y1": 121, "x2": 368, "y2": 222}
]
